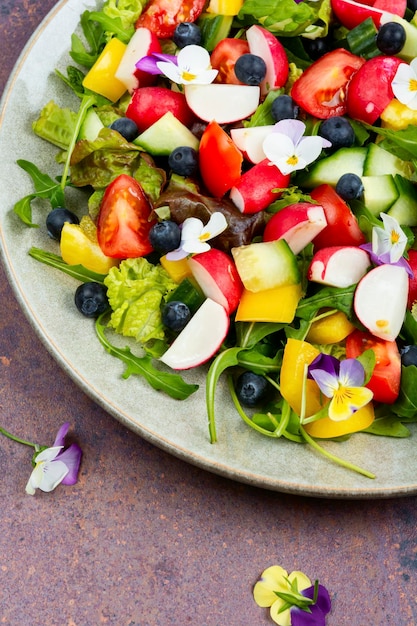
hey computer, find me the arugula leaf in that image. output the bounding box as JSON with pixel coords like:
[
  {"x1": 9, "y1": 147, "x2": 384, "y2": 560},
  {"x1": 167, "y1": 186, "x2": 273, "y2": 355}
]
[
  {"x1": 206, "y1": 347, "x2": 243, "y2": 442},
  {"x1": 88, "y1": 11, "x2": 134, "y2": 43},
  {"x1": 96, "y1": 315, "x2": 199, "y2": 400},
  {"x1": 237, "y1": 348, "x2": 282, "y2": 375},
  {"x1": 295, "y1": 285, "x2": 356, "y2": 321},
  {"x1": 14, "y1": 161, "x2": 66, "y2": 226},
  {"x1": 69, "y1": 10, "x2": 106, "y2": 68},
  {"x1": 392, "y1": 365, "x2": 417, "y2": 419},
  {"x1": 364, "y1": 122, "x2": 417, "y2": 165},
  {"x1": 29, "y1": 248, "x2": 107, "y2": 283},
  {"x1": 235, "y1": 321, "x2": 285, "y2": 349},
  {"x1": 363, "y1": 417, "x2": 411, "y2": 438}
]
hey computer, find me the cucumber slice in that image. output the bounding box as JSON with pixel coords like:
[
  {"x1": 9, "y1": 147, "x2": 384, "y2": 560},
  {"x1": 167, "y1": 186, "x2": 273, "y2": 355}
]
[
  {"x1": 231, "y1": 239, "x2": 300, "y2": 292},
  {"x1": 78, "y1": 108, "x2": 104, "y2": 141},
  {"x1": 363, "y1": 143, "x2": 415, "y2": 179},
  {"x1": 298, "y1": 147, "x2": 367, "y2": 189},
  {"x1": 380, "y1": 14, "x2": 417, "y2": 63},
  {"x1": 133, "y1": 112, "x2": 199, "y2": 156},
  {"x1": 362, "y1": 175, "x2": 399, "y2": 216},
  {"x1": 387, "y1": 175, "x2": 417, "y2": 226},
  {"x1": 197, "y1": 13, "x2": 234, "y2": 51},
  {"x1": 166, "y1": 277, "x2": 205, "y2": 313}
]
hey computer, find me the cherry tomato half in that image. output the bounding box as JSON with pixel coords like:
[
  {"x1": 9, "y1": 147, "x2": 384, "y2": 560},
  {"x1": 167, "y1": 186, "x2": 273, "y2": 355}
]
[
  {"x1": 136, "y1": 0, "x2": 206, "y2": 39},
  {"x1": 310, "y1": 184, "x2": 366, "y2": 249},
  {"x1": 97, "y1": 174, "x2": 155, "y2": 259},
  {"x1": 291, "y1": 49, "x2": 365, "y2": 119},
  {"x1": 345, "y1": 329, "x2": 401, "y2": 404},
  {"x1": 210, "y1": 38, "x2": 250, "y2": 84},
  {"x1": 199, "y1": 120, "x2": 243, "y2": 197}
]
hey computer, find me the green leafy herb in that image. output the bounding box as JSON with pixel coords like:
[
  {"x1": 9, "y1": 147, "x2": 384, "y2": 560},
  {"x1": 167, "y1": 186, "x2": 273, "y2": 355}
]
[
  {"x1": 236, "y1": 0, "x2": 331, "y2": 37},
  {"x1": 14, "y1": 161, "x2": 66, "y2": 226},
  {"x1": 29, "y1": 247, "x2": 107, "y2": 283},
  {"x1": 95, "y1": 315, "x2": 199, "y2": 400}
]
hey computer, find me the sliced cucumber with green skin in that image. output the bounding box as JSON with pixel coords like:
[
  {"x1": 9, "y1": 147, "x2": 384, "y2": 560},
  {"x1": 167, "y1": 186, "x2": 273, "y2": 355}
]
[
  {"x1": 133, "y1": 112, "x2": 199, "y2": 155},
  {"x1": 362, "y1": 174, "x2": 399, "y2": 216},
  {"x1": 380, "y1": 14, "x2": 417, "y2": 63},
  {"x1": 231, "y1": 239, "x2": 301, "y2": 292},
  {"x1": 387, "y1": 175, "x2": 417, "y2": 226},
  {"x1": 166, "y1": 277, "x2": 205, "y2": 313},
  {"x1": 197, "y1": 13, "x2": 234, "y2": 51},
  {"x1": 78, "y1": 108, "x2": 104, "y2": 141},
  {"x1": 297, "y1": 147, "x2": 367, "y2": 189},
  {"x1": 363, "y1": 143, "x2": 415, "y2": 180}
]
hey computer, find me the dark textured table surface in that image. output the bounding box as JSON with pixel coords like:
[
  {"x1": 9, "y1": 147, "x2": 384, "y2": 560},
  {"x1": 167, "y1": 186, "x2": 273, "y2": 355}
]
[{"x1": 1, "y1": 2, "x2": 417, "y2": 625}]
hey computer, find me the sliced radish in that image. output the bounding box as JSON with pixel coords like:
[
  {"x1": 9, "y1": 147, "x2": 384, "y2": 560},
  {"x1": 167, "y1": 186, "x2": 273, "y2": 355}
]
[
  {"x1": 159, "y1": 299, "x2": 230, "y2": 370},
  {"x1": 187, "y1": 249, "x2": 243, "y2": 315},
  {"x1": 263, "y1": 203, "x2": 327, "y2": 254},
  {"x1": 115, "y1": 27, "x2": 161, "y2": 92},
  {"x1": 230, "y1": 125, "x2": 275, "y2": 164},
  {"x1": 308, "y1": 246, "x2": 371, "y2": 288},
  {"x1": 354, "y1": 264, "x2": 408, "y2": 341},
  {"x1": 246, "y1": 24, "x2": 289, "y2": 95},
  {"x1": 184, "y1": 84, "x2": 260, "y2": 124},
  {"x1": 229, "y1": 159, "x2": 290, "y2": 214}
]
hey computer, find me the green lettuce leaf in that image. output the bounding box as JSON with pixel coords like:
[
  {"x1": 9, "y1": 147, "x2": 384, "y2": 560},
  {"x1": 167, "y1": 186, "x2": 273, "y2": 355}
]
[
  {"x1": 32, "y1": 100, "x2": 78, "y2": 150},
  {"x1": 236, "y1": 0, "x2": 330, "y2": 37},
  {"x1": 104, "y1": 258, "x2": 178, "y2": 344}
]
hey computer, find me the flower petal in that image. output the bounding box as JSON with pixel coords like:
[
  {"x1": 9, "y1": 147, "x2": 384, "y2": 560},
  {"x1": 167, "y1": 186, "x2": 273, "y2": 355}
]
[
  {"x1": 274, "y1": 119, "x2": 306, "y2": 145},
  {"x1": 200, "y1": 212, "x2": 228, "y2": 239},
  {"x1": 156, "y1": 61, "x2": 182, "y2": 83},
  {"x1": 177, "y1": 44, "x2": 212, "y2": 73},
  {"x1": 302, "y1": 584, "x2": 331, "y2": 616},
  {"x1": 253, "y1": 565, "x2": 289, "y2": 607},
  {"x1": 270, "y1": 599, "x2": 292, "y2": 626},
  {"x1": 53, "y1": 422, "x2": 70, "y2": 447},
  {"x1": 328, "y1": 385, "x2": 374, "y2": 421},
  {"x1": 38, "y1": 460, "x2": 69, "y2": 492},
  {"x1": 288, "y1": 571, "x2": 312, "y2": 591},
  {"x1": 263, "y1": 133, "x2": 298, "y2": 174},
  {"x1": 58, "y1": 443, "x2": 83, "y2": 485},
  {"x1": 34, "y1": 446, "x2": 64, "y2": 463},
  {"x1": 338, "y1": 358, "x2": 365, "y2": 387},
  {"x1": 296, "y1": 136, "x2": 327, "y2": 168}
]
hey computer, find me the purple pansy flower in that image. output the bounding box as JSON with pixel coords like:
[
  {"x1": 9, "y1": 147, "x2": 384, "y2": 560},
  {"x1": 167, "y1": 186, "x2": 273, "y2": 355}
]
[
  {"x1": 136, "y1": 45, "x2": 218, "y2": 85},
  {"x1": 291, "y1": 584, "x2": 332, "y2": 626},
  {"x1": 307, "y1": 354, "x2": 373, "y2": 421},
  {"x1": 25, "y1": 422, "x2": 82, "y2": 495},
  {"x1": 360, "y1": 212, "x2": 413, "y2": 277}
]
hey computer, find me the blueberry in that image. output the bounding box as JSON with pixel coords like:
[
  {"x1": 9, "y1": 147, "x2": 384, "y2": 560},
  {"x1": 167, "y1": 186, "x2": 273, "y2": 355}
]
[
  {"x1": 74, "y1": 282, "x2": 109, "y2": 318},
  {"x1": 235, "y1": 371, "x2": 269, "y2": 408},
  {"x1": 168, "y1": 146, "x2": 199, "y2": 176},
  {"x1": 376, "y1": 22, "x2": 406, "y2": 55},
  {"x1": 303, "y1": 36, "x2": 331, "y2": 61},
  {"x1": 408, "y1": 0, "x2": 417, "y2": 10},
  {"x1": 271, "y1": 95, "x2": 299, "y2": 122},
  {"x1": 173, "y1": 22, "x2": 202, "y2": 48},
  {"x1": 400, "y1": 345, "x2": 417, "y2": 367},
  {"x1": 319, "y1": 117, "x2": 355, "y2": 151},
  {"x1": 162, "y1": 301, "x2": 191, "y2": 332},
  {"x1": 149, "y1": 220, "x2": 181, "y2": 254},
  {"x1": 336, "y1": 173, "x2": 364, "y2": 201},
  {"x1": 46, "y1": 207, "x2": 79, "y2": 241},
  {"x1": 109, "y1": 117, "x2": 139, "y2": 142},
  {"x1": 234, "y1": 53, "x2": 267, "y2": 86}
]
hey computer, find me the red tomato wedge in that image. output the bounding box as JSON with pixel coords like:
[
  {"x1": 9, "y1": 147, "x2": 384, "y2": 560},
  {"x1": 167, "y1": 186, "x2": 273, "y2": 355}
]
[
  {"x1": 291, "y1": 49, "x2": 365, "y2": 119},
  {"x1": 331, "y1": 0, "x2": 406, "y2": 31},
  {"x1": 135, "y1": 0, "x2": 206, "y2": 39},
  {"x1": 97, "y1": 174, "x2": 155, "y2": 259},
  {"x1": 310, "y1": 184, "x2": 366, "y2": 249},
  {"x1": 346, "y1": 329, "x2": 401, "y2": 404},
  {"x1": 210, "y1": 39, "x2": 250, "y2": 84},
  {"x1": 346, "y1": 55, "x2": 403, "y2": 124},
  {"x1": 199, "y1": 121, "x2": 243, "y2": 197}
]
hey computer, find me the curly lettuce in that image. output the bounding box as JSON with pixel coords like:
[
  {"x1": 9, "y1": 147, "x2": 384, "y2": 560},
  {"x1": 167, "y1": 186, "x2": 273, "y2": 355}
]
[
  {"x1": 104, "y1": 258, "x2": 178, "y2": 344},
  {"x1": 237, "y1": 0, "x2": 331, "y2": 38}
]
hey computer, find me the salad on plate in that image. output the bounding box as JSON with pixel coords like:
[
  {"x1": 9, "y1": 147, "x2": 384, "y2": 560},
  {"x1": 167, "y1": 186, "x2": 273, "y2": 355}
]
[{"x1": 14, "y1": 0, "x2": 417, "y2": 479}]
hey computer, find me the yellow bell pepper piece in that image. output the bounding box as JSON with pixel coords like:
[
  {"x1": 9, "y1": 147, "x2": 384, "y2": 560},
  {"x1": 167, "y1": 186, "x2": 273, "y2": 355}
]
[
  {"x1": 235, "y1": 283, "x2": 302, "y2": 323},
  {"x1": 160, "y1": 255, "x2": 192, "y2": 283},
  {"x1": 380, "y1": 98, "x2": 417, "y2": 130},
  {"x1": 280, "y1": 338, "x2": 375, "y2": 438},
  {"x1": 305, "y1": 309, "x2": 355, "y2": 345},
  {"x1": 206, "y1": 0, "x2": 244, "y2": 15},
  {"x1": 60, "y1": 217, "x2": 119, "y2": 274},
  {"x1": 82, "y1": 38, "x2": 127, "y2": 102},
  {"x1": 303, "y1": 403, "x2": 375, "y2": 439}
]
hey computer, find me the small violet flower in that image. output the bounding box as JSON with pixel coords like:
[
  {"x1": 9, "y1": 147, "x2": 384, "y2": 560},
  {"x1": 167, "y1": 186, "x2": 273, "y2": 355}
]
[
  {"x1": 308, "y1": 354, "x2": 373, "y2": 422},
  {"x1": 136, "y1": 45, "x2": 218, "y2": 85},
  {"x1": 165, "y1": 212, "x2": 228, "y2": 261},
  {"x1": 391, "y1": 58, "x2": 417, "y2": 110},
  {"x1": 262, "y1": 119, "x2": 331, "y2": 176},
  {"x1": 253, "y1": 565, "x2": 331, "y2": 626},
  {"x1": 360, "y1": 212, "x2": 413, "y2": 277},
  {"x1": 25, "y1": 422, "x2": 82, "y2": 495}
]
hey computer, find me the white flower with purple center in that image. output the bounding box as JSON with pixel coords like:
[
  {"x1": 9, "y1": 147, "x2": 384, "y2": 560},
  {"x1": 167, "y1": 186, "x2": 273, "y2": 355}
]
[
  {"x1": 391, "y1": 58, "x2": 417, "y2": 110},
  {"x1": 360, "y1": 212, "x2": 413, "y2": 276},
  {"x1": 166, "y1": 212, "x2": 228, "y2": 261},
  {"x1": 262, "y1": 119, "x2": 331, "y2": 175},
  {"x1": 136, "y1": 45, "x2": 218, "y2": 85},
  {"x1": 25, "y1": 422, "x2": 82, "y2": 495}
]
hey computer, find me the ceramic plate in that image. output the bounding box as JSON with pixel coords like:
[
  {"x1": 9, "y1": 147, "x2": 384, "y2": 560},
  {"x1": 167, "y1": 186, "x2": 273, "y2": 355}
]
[{"x1": 1, "y1": 0, "x2": 417, "y2": 499}]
